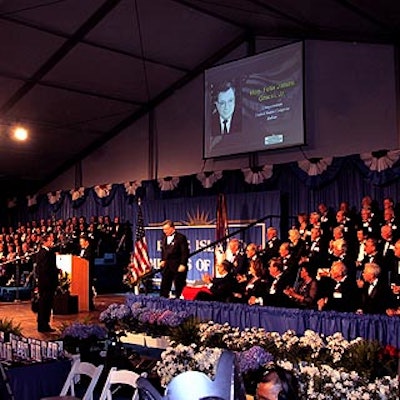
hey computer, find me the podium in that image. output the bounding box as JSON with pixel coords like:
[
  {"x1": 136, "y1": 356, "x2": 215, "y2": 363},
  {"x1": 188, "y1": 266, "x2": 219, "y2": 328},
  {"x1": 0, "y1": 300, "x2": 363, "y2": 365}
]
[{"x1": 56, "y1": 254, "x2": 89, "y2": 312}]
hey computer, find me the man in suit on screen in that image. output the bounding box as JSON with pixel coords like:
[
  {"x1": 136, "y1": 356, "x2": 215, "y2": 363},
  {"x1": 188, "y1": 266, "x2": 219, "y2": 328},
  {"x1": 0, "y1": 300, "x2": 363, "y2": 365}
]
[{"x1": 211, "y1": 81, "x2": 241, "y2": 136}]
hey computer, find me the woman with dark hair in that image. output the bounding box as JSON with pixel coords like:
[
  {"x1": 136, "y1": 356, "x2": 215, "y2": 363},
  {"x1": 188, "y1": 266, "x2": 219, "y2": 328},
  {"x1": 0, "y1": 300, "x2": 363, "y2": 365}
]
[
  {"x1": 256, "y1": 365, "x2": 299, "y2": 400},
  {"x1": 232, "y1": 259, "x2": 267, "y2": 304},
  {"x1": 296, "y1": 212, "x2": 311, "y2": 242},
  {"x1": 283, "y1": 262, "x2": 318, "y2": 309}
]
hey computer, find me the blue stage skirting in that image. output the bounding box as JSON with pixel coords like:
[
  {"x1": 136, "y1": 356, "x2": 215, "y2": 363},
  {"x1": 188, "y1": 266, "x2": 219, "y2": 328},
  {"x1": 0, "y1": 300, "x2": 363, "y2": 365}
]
[
  {"x1": 3, "y1": 359, "x2": 71, "y2": 400},
  {"x1": 127, "y1": 294, "x2": 400, "y2": 349},
  {"x1": 0, "y1": 286, "x2": 31, "y2": 302}
]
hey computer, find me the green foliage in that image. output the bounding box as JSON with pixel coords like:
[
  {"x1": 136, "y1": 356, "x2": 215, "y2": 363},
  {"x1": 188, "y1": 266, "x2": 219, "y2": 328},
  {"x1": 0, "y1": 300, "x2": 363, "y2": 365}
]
[
  {"x1": 168, "y1": 316, "x2": 201, "y2": 346},
  {"x1": 0, "y1": 317, "x2": 23, "y2": 337},
  {"x1": 338, "y1": 339, "x2": 392, "y2": 380}
]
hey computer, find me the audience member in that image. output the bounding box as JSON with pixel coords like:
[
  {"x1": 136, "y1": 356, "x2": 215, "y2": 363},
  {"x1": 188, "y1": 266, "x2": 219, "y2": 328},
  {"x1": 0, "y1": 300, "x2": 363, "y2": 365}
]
[
  {"x1": 317, "y1": 261, "x2": 359, "y2": 313},
  {"x1": 356, "y1": 263, "x2": 395, "y2": 314},
  {"x1": 278, "y1": 242, "x2": 299, "y2": 285},
  {"x1": 284, "y1": 262, "x2": 318, "y2": 309},
  {"x1": 256, "y1": 365, "x2": 299, "y2": 400},
  {"x1": 195, "y1": 260, "x2": 236, "y2": 302},
  {"x1": 262, "y1": 227, "x2": 282, "y2": 263},
  {"x1": 250, "y1": 258, "x2": 291, "y2": 307},
  {"x1": 225, "y1": 238, "x2": 247, "y2": 276},
  {"x1": 232, "y1": 259, "x2": 267, "y2": 304}
]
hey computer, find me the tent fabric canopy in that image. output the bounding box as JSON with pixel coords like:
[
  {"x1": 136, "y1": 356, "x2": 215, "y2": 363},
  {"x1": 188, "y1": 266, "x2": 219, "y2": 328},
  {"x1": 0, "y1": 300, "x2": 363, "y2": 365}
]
[{"x1": 0, "y1": 0, "x2": 399, "y2": 194}]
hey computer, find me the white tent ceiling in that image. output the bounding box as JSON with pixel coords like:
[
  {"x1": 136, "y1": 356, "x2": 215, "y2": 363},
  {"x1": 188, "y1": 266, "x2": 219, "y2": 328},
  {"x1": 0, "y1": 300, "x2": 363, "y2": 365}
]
[{"x1": 0, "y1": 0, "x2": 399, "y2": 195}]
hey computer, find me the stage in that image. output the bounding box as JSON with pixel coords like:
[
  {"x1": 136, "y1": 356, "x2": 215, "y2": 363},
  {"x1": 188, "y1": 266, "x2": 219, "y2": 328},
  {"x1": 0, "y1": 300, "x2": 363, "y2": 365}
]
[{"x1": 1, "y1": 292, "x2": 400, "y2": 349}]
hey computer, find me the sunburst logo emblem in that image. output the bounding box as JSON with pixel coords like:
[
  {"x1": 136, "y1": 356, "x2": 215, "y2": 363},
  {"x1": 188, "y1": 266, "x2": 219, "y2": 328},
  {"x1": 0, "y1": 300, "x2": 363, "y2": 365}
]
[{"x1": 182, "y1": 208, "x2": 214, "y2": 226}]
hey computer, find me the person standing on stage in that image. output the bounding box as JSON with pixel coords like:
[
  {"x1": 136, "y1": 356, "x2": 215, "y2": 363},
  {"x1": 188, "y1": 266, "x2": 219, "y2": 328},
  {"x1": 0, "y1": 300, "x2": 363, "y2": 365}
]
[
  {"x1": 36, "y1": 233, "x2": 59, "y2": 333},
  {"x1": 79, "y1": 234, "x2": 96, "y2": 311},
  {"x1": 160, "y1": 220, "x2": 189, "y2": 298}
]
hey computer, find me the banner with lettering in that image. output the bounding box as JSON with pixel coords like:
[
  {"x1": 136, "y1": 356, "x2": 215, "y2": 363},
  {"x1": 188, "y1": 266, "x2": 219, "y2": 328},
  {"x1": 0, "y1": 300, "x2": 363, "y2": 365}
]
[{"x1": 146, "y1": 223, "x2": 265, "y2": 282}]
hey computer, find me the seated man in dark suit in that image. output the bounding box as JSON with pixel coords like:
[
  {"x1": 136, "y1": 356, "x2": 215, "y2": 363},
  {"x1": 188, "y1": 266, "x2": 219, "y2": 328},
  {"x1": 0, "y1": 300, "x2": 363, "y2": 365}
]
[
  {"x1": 317, "y1": 261, "x2": 359, "y2": 313},
  {"x1": 225, "y1": 238, "x2": 247, "y2": 276},
  {"x1": 249, "y1": 257, "x2": 291, "y2": 307},
  {"x1": 195, "y1": 260, "x2": 236, "y2": 302},
  {"x1": 262, "y1": 226, "x2": 282, "y2": 264},
  {"x1": 356, "y1": 262, "x2": 395, "y2": 314}
]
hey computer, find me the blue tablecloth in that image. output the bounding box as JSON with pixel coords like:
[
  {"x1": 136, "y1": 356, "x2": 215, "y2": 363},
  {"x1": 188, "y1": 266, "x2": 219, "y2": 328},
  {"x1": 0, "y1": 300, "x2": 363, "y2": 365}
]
[
  {"x1": 127, "y1": 294, "x2": 400, "y2": 348},
  {"x1": 3, "y1": 359, "x2": 71, "y2": 400}
]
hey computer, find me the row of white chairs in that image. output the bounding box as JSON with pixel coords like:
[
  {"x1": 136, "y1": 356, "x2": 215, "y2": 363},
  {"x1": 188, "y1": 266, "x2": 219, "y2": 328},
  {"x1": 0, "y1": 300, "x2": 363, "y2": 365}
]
[
  {"x1": 41, "y1": 351, "x2": 243, "y2": 400},
  {"x1": 41, "y1": 357, "x2": 145, "y2": 400}
]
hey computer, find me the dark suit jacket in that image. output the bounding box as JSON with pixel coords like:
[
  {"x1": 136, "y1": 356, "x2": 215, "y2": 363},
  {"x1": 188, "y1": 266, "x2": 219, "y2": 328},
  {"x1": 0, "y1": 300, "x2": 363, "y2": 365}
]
[
  {"x1": 210, "y1": 273, "x2": 237, "y2": 302},
  {"x1": 280, "y1": 255, "x2": 299, "y2": 286},
  {"x1": 306, "y1": 238, "x2": 329, "y2": 271},
  {"x1": 36, "y1": 246, "x2": 59, "y2": 292},
  {"x1": 263, "y1": 273, "x2": 292, "y2": 308},
  {"x1": 359, "y1": 252, "x2": 384, "y2": 273},
  {"x1": 231, "y1": 252, "x2": 248, "y2": 276},
  {"x1": 211, "y1": 110, "x2": 241, "y2": 136},
  {"x1": 388, "y1": 255, "x2": 400, "y2": 284},
  {"x1": 359, "y1": 278, "x2": 395, "y2": 314},
  {"x1": 79, "y1": 244, "x2": 94, "y2": 263},
  {"x1": 161, "y1": 232, "x2": 189, "y2": 273},
  {"x1": 324, "y1": 275, "x2": 359, "y2": 313},
  {"x1": 262, "y1": 238, "x2": 282, "y2": 263},
  {"x1": 235, "y1": 277, "x2": 268, "y2": 303}
]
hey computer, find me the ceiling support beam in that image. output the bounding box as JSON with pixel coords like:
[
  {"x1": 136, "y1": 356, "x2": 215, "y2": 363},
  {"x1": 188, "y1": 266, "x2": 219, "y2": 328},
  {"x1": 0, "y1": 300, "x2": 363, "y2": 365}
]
[
  {"x1": 0, "y1": 13, "x2": 189, "y2": 73},
  {"x1": 0, "y1": 0, "x2": 123, "y2": 115},
  {"x1": 40, "y1": 32, "x2": 247, "y2": 188}
]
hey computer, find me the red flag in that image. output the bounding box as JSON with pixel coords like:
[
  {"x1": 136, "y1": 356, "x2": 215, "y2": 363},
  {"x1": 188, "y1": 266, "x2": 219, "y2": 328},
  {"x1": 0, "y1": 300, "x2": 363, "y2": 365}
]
[
  {"x1": 126, "y1": 201, "x2": 152, "y2": 284},
  {"x1": 216, "y1": 193, "x2": 229, "y2": 249}
]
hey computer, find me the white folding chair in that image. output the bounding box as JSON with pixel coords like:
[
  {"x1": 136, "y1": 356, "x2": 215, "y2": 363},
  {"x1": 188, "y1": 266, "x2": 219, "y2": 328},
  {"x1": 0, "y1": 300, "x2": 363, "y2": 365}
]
[
  {"x1": 41, "y1": 358, "x2": 104, "y2": 400},
  {"x1": 99, "y1": 367, "x2": 145, "y2": 400},
  {"x1": 136, "y1": 351, "x2": 245, "y2": 400},
  {"x1": 164, "y1": 351, "x2": 236, "y2": 400}
]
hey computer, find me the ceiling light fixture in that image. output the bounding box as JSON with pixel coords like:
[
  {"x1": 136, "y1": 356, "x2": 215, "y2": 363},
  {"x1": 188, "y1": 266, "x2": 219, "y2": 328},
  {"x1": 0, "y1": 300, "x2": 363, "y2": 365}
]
[{"x1": 12, "y1": 125, "x2": 29, "y2": 141}]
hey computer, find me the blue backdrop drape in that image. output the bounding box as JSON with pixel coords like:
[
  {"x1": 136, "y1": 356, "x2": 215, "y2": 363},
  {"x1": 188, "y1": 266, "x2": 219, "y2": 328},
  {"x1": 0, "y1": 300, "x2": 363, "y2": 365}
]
[{"x1": 4, "y1": 153, "x2": 400, "y2": 239}]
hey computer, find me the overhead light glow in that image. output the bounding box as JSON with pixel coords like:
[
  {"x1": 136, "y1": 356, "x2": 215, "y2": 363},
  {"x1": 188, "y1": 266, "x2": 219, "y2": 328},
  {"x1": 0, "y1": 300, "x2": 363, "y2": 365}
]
[{"x1": 13, "y1": 126, "x2": 29, "y2": 141}]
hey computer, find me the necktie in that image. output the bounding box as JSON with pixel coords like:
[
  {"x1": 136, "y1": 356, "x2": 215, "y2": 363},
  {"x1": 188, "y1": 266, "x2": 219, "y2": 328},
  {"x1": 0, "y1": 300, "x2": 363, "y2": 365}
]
[{"x1": 223, "y1": 119, "x2": 228, "y2": 134}]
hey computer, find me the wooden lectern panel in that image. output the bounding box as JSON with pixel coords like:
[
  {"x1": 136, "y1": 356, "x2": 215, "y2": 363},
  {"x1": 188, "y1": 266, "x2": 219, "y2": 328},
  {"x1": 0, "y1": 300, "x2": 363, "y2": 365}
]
[{"x1": 70, "y1": 256, "x2": 89, "y2": 312}]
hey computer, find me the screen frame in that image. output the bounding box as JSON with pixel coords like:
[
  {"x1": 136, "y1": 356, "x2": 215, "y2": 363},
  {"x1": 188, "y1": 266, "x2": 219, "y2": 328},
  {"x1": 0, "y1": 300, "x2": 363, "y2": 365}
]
[{"x1": 203, "y1": 40, "x2": 306, "y2": 160}]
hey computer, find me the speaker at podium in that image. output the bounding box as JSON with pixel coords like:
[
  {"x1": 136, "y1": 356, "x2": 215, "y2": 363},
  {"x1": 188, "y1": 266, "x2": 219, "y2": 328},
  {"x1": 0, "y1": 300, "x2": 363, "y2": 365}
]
[{"x1": 56, "y1": 254, "x2": 89, "y2": 312}]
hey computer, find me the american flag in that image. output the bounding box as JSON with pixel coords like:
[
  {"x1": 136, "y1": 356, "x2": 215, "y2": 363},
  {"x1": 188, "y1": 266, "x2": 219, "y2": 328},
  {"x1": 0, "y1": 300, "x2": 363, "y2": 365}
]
[{"x1": 127, "y1": 202, "x2": 152, "y2": 284}]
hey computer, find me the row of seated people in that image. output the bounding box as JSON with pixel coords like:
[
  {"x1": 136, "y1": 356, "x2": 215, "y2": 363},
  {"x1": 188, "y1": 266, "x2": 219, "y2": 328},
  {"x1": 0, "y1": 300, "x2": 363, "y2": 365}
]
[
  {"x1": 192, "y1": 257, "x2": 400, "y2": 316},
  {"x1": 189, "y1": 224, "x2": 400, "y2": 315},
  {"x1": 0, "y1": 215, "x2": 132, "y2": 285},
  {"x1": 293, "y1": 198, "x2": 400, "y2": 261},
  {"x1": 0, "y1": 215, "x2": 132, "y2": 256}
]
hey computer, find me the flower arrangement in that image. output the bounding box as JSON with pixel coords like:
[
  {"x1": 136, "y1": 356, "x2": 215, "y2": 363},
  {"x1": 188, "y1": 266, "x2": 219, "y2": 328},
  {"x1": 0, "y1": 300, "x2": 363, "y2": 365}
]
[
  {"x1": 156, "y1": 344, "x2": 222, "y2": 387},
  {"x1": 100, "y1": 302, "x2": 189, "y2": 337},
  {"x1": 60, "y1": 320, "x2": 107, "y2": 355},
  {"x1": 155, "y1": 323, "x2": 399, "y2": 398}
]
